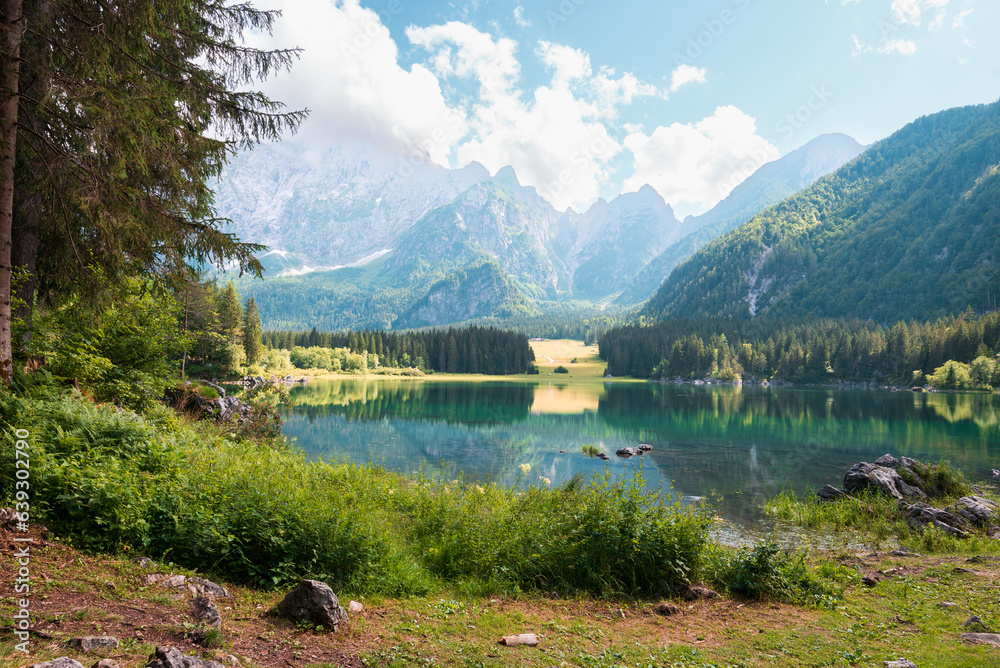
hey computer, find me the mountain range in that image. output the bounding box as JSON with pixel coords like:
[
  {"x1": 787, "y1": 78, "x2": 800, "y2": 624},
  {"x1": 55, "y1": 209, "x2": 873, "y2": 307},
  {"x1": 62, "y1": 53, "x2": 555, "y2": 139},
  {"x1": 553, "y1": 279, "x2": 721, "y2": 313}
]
[
  {"x1": 644, "y1": 100, "x2": 1000, "y2": 323},
  {"x1": 214, "y1": 134, "x2": 864, "y2": 330}
]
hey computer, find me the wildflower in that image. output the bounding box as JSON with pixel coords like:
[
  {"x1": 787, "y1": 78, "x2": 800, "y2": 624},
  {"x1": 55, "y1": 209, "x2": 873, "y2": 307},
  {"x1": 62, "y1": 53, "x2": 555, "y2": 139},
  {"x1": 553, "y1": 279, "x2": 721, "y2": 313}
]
[
  {"x1": 519, "y1": 463, "x2": 531, "y2": 474},
  {"x1": 388, "y1": 489, "x2": 394, "y2": 495},
  {"x1": 540, "y1": 476, "x2": 551, "y2": 486},
  {"x1": 475, "y1": 485, "x2": 485, "y2": 494}
]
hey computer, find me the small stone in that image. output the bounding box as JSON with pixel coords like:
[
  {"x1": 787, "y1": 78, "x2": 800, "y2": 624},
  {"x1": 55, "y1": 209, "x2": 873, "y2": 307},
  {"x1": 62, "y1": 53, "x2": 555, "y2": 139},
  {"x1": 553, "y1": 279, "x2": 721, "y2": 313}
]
[
  {"x1": 188, "y1": 577, "x2": 230, "y2": 598},
  {"x1": 889, "y1": 548, "x2": 923, "y2": 557},
  {"x1": 274, "y1": 580, "x2": 348, "y2": 632},
  {"x1": 861, "y1": 575, "x2": 880, "y2": 587},
  {"x1": 960, "y1": 633, "x2": 1000, "y2": 646},
  {"x1": 935, "y1": 602, "x2": 959, "y2": 609},
  {"x1": 652, "y1": 602, "x2": 681, "y2": 616},
  {"x1": 817, "y1": 485, "x2": 848, "y2": 501},
  {"x1": 69, "y1": 637, "x2": 120, "y2": 652},
  {"x1": 92, "y1": 661, "x2": 119, "y2": 668},
  {"x1": 223, "y1": 656, "x2": 240, "y2": 666},
  {"x1": 964, "y1": 615, "x2": 990, "y2": 631},
  {"x1": 192, "y1": 596, "x2": 221, "y2": 630},
  {"x1": 158, "y1": 575, "x2": 187, "y2": 589},
  {"x1": 133, "y1": 557, "x2": 155, "y2": 568},
  {"x1": 146, "y1": 646, "x2": 226, "y2": 668},
  {"x1": 28, "y1": 660, "x2": 85, "y2": 668},
  {"x1": 636, "y1": 444, "x2": 653, "y2": 452},
  {"x1": 348, "y1": 601, "x2": 364, "y2": 614},
  {"x1": 681, "y1": 585, "x2": 719, "y2": 601},
  {"x1": 883, "y1": 660, "x2": 917, "y2": 668},
  {"x1": 497, "y1": 633, "x2": 539, "y2": 646}
]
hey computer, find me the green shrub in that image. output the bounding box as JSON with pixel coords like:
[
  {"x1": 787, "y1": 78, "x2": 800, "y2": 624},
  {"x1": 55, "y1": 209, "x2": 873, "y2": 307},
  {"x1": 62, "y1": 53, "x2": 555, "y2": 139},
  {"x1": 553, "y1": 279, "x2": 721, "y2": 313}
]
[
  {"x1": 708, "y1": 541, "x2": 842, "y2": 607},
  {"x1": 554, "y1": 366, "x2": 569, "y2": 374},
  {"x1": 0, "y1": 389, "x2": 711, "y2": 598}
]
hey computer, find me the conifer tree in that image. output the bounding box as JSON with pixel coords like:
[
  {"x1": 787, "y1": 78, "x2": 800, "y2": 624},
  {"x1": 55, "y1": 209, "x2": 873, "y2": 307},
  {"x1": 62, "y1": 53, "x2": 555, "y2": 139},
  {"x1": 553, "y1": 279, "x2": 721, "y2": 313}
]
[
  {"x1": 218, "y1": 282, "x2": 243, "y2": 345},
  {"x1": 243, "y1": 298, "x2": 263, "y2": 366},
  {"x1": 0, "y1": 0, "x2": 305, "y2": 382}
]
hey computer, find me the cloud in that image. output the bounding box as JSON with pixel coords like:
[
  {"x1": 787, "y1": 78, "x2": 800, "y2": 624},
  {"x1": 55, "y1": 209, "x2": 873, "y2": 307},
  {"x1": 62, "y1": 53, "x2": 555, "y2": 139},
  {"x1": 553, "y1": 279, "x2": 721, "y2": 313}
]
[
  {"x1": 408, "y1": 29, "x2": 659, "y2": 209},
  {"x1": 851, "y1": 34, "x2": 873, "y2": 55},
  {"x1": 623, "y1": 106, "x2": 779, "y2": 213},
  {"x1": 670, "y1": 64, "x2": 707, "y2": 92},
  {"x1": 952, "y1": 8, "x2": 973, "y2": 27},
  {"x1": 890, "y1": 0, "x2": 950, "y2": 27},
  {"x1": 513, "y1": 5, "x2": 531, "y2": 28},
  {"x1": 879, "y1": 37, "x2": 918, "y2": 54},
  {"x1": 247, "y1": 0, "x2": 467, "y2": 165},
  {"x1": 250, "y1": 3, "x2": 662, "y2": 210},
  {"x1": 407, "y1": 22, "x2": 521, "y2": 103}
]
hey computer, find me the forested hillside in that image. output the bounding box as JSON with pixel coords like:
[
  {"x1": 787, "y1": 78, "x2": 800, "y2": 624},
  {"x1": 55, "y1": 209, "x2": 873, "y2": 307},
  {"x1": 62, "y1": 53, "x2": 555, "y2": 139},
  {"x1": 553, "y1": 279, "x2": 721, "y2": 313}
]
[{"x1": 644, "y1": 101, "x2": 1000, "y2": 323}]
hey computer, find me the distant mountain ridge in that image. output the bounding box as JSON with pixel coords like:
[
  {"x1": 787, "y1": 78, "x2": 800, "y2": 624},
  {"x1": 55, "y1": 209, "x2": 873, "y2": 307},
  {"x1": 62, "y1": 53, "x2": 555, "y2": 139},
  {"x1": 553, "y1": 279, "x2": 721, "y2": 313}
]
[
  {"x1": 643, "y1": 101, "x2": 1000, "y2": 323},
  {"x1": 617, "y1": 133, "x2": 865, "y2": 304},
  {"x1": 214, "y1": 133, "x2": 863, "y2": 329}
]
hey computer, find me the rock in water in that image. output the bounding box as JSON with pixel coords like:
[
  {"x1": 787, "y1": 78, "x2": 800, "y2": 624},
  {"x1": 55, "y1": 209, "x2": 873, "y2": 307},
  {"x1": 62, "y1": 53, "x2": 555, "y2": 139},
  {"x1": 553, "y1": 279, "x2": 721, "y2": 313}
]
[
  {"x1": 636, "y1": 444, "x2": 653, "y2": 452},
  {"x1": 68, "y1": 637, "x2": 119, "y2": 652},
  {"x1": 843, "y1": 462, "x2": 926, "y2": 499},
  {"x1": 146, "y1": 646, "x2": 225, "y2": 668},
  {"x1": 191, "y1": 596, "x2": 221, "y2": 629},
  {"x1": 615, "y1": 447, "x2": 637, "y2": 458},
  {"x1": 274, "y1": 580, "x2": 348, "y2": 632},
  {"x1": 28, "y1": 660, "x2": 85, "y2": 668}
]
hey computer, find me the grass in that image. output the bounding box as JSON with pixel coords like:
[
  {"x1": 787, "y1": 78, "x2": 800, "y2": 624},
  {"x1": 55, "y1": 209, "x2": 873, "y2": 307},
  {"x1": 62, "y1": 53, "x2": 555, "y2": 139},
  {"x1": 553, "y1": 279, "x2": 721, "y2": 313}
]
[
  {"x1": 764, "y1": 484, "x2": 1000, "y2": 555},
  {"x1": 2, "y1": 539, "x2": 999, "y2": 668},
  {"x1": 1, "y1": 388, "x2": 712, "y2": 598},
  {"x1": 2, "y1": 381, "x2": 999, "y2": 667}
]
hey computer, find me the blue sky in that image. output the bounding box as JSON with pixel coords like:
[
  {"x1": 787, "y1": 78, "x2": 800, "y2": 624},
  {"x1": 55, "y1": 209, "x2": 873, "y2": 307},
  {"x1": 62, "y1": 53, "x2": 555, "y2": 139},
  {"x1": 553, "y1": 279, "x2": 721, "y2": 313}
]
[{"x1": 255, "y1": 0, "x2": 997, "y2": 216}]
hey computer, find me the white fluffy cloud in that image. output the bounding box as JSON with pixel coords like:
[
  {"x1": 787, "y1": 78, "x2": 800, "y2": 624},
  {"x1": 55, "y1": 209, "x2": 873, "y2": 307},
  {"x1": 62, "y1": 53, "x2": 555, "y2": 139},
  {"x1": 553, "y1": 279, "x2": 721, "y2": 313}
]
[
  {"x1": 623, "y1": 106, "x2": 779, "y2": 213},
  {"x1": 248, "y1": 0, "x2": 467, "y2": 165},
  {"x1": 670, "y1": 64, "x2": 707, "y2": 92},
  {"x1": 890, "y1": 0, "x2": 950, "y2": 27},
  {"x1": 407, "y1": 28, "x2": 660, "y2": 209}
]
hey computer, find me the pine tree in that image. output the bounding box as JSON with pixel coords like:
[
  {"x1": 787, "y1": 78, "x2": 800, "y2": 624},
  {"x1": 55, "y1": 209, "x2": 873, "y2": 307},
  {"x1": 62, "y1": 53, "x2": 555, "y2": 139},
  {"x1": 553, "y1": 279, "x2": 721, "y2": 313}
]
[
  {"x1": 242, "y1": 298, "x2": 262, "y2": 366},
  {"x1": 218, "y1": 282, "x2": 243, "y2": 345},
  {"x1": 0, "y1": 0, "x2": 305, "y2": 382}
]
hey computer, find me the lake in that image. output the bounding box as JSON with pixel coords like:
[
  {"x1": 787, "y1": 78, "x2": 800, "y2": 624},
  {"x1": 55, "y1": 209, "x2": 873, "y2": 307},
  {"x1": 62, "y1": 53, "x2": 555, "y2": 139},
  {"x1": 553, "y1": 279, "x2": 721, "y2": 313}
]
[{"x1": 282, "y1": 379, "x2": 1000, "y2": 524}]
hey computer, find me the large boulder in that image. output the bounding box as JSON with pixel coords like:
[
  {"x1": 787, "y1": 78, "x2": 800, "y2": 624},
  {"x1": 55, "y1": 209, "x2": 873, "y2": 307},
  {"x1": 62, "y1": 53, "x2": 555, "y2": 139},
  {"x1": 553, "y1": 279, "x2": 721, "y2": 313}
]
[
  {"x1": 948, "y1": 496, "x2": 998, "y2": 529},
  {"x1": 900, "y1": 502, "x2": 969, "y2": 537},
  {"x1": 274, "y1": 580, "x2": 348, "y2": 632},
  {"x1": 843, "y1": 462, "x2": 926, "y2": 500},
  {"x1": 191, "y1": 596, "x2": 221, "y2": 630}
]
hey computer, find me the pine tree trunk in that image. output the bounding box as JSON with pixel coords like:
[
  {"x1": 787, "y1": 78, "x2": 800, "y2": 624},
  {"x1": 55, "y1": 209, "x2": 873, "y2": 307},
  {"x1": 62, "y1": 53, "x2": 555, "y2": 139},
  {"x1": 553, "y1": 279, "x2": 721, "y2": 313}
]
[{"x1": 0, "y1": 0, "x2": 24, "y2": 384}]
